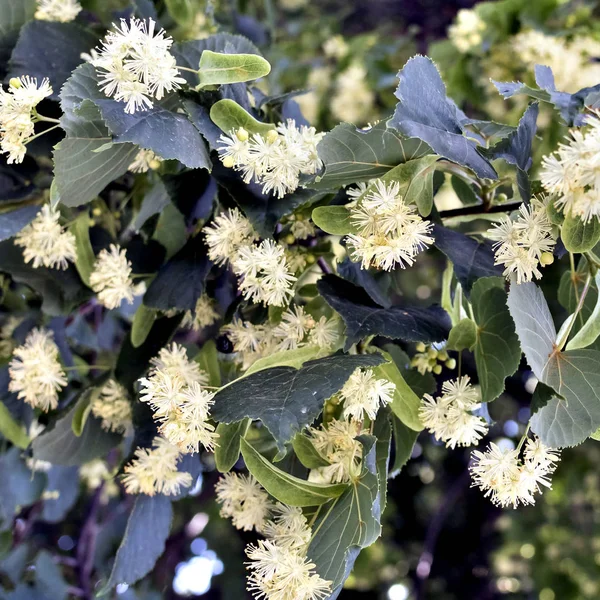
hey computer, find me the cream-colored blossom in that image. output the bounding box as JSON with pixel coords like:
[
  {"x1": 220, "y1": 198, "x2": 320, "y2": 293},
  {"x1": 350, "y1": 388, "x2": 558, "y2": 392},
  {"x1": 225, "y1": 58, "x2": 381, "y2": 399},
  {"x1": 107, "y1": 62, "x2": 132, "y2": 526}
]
[
  {"x1": 308, "y1": 315, "x2": 339, "y2": 349},
  {"x1": 272, "y1": 305, "x2": 315, "y2": 351},
  {"x1": 8, "y1": 328, "x2": 67, "y2": 411},
  {"x1": 181, "y1": 294, "x2": 219, "y2": 331},
  {"x1": 330, "y1": 64, "x2": 375, "y2": 125},
  {"x1": 92, "y1": 18, "x2": 185, "y2": 113},
  {"x1": 91, "y1": 379, "x2": 132, "y2": 433},
  {"x1": 129, "y1": 148, "x2": 162, "y2": 173},
  {"x1": 90, "y1": 244, "x2": 142, "y2": 309},
  {"x1": 204, "y1": 207, "x2": 258, "y2": 266},
  {"x1": 448, "y1": 9, "x2": 485, "y2": 53},
  {"x1": 122, "y1": 436, "x2": 192, "y2": 496},
  {"x1": 215, "y1": 473, "x2": 274, "y2": 532},
  {"x1": 0, "y1": 316, "x2": 23, "y2": 357},
  {"x1": 339, "y1": 368, "x2": 395, "y2": 421},
  {"x1": 35, "y1": 0, "x2": 82, "y2": 22},
  {"x1": 15, "y1": 205, "x2": 77, "y2": 270}
]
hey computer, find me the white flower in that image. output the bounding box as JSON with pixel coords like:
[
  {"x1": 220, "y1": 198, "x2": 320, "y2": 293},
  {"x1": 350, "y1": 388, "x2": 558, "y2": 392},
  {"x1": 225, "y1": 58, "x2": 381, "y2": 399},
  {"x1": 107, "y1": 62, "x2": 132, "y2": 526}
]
[
  {"x1": 419, "y1": 375, "x2": 488, "y2": 449},
  {"x1": 448, "y1": 9, "x2": 485, "y2": 53},
  {"x1": 14, "y1": 205, "x2": 77, "y2": 270},
  {"x1": 35, "y1": 0, "x2": 81, "y2": 22},
  {"x1": 290, "y1": 219, "x2": 316, "y2": 240},
  {"x1": 0, "y1": 316, "x2": 23, "y2": 357},
  {"x1": 330, "y1": 64, "x2": 375, "y2": 125},
  {"x1": 246, "y1": 539, "x2": 332, "y2": 600},
  {"x1": 0, "y1": 76, "x2": 53, "y2": 163},
  {"x1": 470, "y1": 437, "x2": 561, "y2": 508},
  {"x1": 129, "y1": 148, "x2": 162, "y2": 173},
  {"x1": 322, "y1": 35, "x2": 348, "y2": 59},
  {"x1": 150, "y1": 342, "x2": 207, "y2": 386},
  {"x1": 89, "y1": 244, "x2": 142, "y2": 309},
  {"x1": 217, "y1": 121, "x2": 325, "y2": 198},
  {"x1": 203, "y1": 207, "x2": 258, "y2": 266},
  {"x1": 224, "y1": 319, "x2": 278, "y2": 370},
  {"x1": 487, "y1": 196, "x2": 556, "y2": 284},
  {"x1": 159, "y1": 381, "x2": 218, "y2": 453},
  {"x1": 232, "y1": 240, "x2": 296, "y2": 307},
  {"x1": 346, "y1": 179, "x2": 433, "y2": 271},
  {"x1": 339, "y1": 368, "x2": 395, "y2": 421},
  {"x1": 181, "y1": 294, "x2": 220, "y2": 331},
  {"x1": 308, "y1": 419, "x2": 366, "y2": 483},
  {"x1": 122, "y1": 436, "x2": 192, "y2": 496},
  {"x1": 308, "y1": 316, "x2": 339, "y2": 349},
  {"x1": 8, "y1": 328, "x2": 67, "y2": 412},
  {"x1": 92, "y1": 18, "x2": 185, "y2": 114},
  {"x1": 90, "y1": 379, "x2": 132, "y2": 433},
  {"x1": 215, "y1": 473, "x2": 274, "y2": 532},
  {"x1": 272, "y1": 305, "x2": 315, "y2": 351},
  {"x1": 263, "y1": 504, "x2": 311, "y2": 553}
]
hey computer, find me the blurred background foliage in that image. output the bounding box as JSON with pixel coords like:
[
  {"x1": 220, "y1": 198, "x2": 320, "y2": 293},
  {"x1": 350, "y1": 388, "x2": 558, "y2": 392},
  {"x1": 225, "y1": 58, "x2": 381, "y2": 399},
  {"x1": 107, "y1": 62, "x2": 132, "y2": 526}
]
[{"x1": 3, "y1": 0, "x2": 600, "y2": 599}]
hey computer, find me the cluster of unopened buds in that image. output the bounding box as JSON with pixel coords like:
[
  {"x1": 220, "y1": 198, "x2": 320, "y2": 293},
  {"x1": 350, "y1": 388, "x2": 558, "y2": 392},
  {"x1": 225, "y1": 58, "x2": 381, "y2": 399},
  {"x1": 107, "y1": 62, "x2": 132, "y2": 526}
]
[{"x1": 411, "y1": 342, "x2": 456, "y2": 375}]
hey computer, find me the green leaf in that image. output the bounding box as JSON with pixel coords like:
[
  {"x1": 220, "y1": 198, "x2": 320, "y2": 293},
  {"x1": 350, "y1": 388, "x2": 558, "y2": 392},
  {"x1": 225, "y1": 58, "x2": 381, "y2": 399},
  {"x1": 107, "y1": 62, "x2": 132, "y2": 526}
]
[
  {"x1": 55, "y1": 64, "x2": 138, "y2": 207},
  {"x1": 241, "y1": 439, "x2": 347, "y2": 506},
  {"x1": 0, "y1": 401, "x2": 29, "y2": 450},
  {"x1": 306, "y1": 436, "x2": 381, "y2": 592},
  {"x1": 32, "y1": 409, "x2": 121, "y2": 465},
  {"x1": 375, "y1": 352, "x2": 423, "y2": 432},
  {"x1": 561, "y1": 214, "x2": 600, "y2": 253},
  {"x1": 0, "y1": 0, "x2": 35, "y2": 67},
  {"x1": 292, "y1": 434, "x2": 330, "y2": 469},
  {"x1": 70, "y1": 388, "x2": 95, "y2": 437},
  {"x1": 567, "y1": 272, "x2": 600, "y2": 350},
  {"x1": 209, "y1": 99, "x2": 275, "y2": 136},
  {"x1": 591, "y1": 427, "x2": 600, "y2": 442},
  {"x1": 165, "y1": 0, "x2": 194, "y2": 25},
  {"x1": 447, "y1": 318, "x2": 477, "y2": 351},
  {"x1": 194, "y1": 340, "x2": 221, "y2": 387},
  {"x1": 103, "y1": 495, "x2": 172, "y2": 591},
  {"x1": 34, "y1": 550, "x2": 69, "y2": 600},
  {"x1": 131, "y1": 304, "x2": 157, "y2": 348},
  {"x1": 311, "y1": 205, "x2": 354, "y2": 235},
  {"x1": 244, "y1": 345, "x2": 322, "y2": 376},
  {"x1": 0, "y1": 205, "x2": 40, "y2": 242},
  {"x1": 384, "y1": 156, "x2": 438, "y2": 216},
  {"x1": 390, "y1": 415, "x2": 418, "y2": 478},
  {"x1": 311, "y1": 121, "x2": 430, "y2": 190},
  {"x1": 151, "y1": 202, "x2": 186, "y2": 258},
  {"x1": 318, "y1": 275, "x2": 451, "y2": 351},
  {"x1": 211, "y1": 353, "x2": 385, "y2": 451},
  {"x1": 472, "y1": 277, "x2": 521, "y2": 402},
  {"x1": 214, "y1": 420, "x2": 249, "y2": 473},
  {"x1": 198, "y1": 50, "x2": 271, "y2": 87},
  {"x1": 69, "y1": 212, "x2": 95, "y2": 286},
  {"x1": 531, "y1": 381, "x2": 561, "y2": 416}
]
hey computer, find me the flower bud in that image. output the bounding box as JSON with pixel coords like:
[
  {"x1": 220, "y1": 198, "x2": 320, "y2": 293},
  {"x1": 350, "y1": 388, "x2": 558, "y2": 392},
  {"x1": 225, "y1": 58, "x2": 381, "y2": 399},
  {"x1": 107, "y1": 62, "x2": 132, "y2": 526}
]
[
  {"x1": 9, "y1": 77, "x2": 22, "y2": 89},
  {"x1": 222, "y1": 156, "x2": 235, "y2": 168},
  {"x1": 540, "y1": 252, "x2": 554, "y2": 266},
  {"x1": 284, "y1": 234, "x2": 295, "y2": 245},
  {"x1": 266, "y1": 129, "x2": 279, "y2": 144},
  {"x1": 236, "y1": 127, "x2": 249, "y2": 142},
  {"x1": 149, "y1": 159, "x2": 161, "y2": 170},
  {"x1": 416, "y1": 342, "x2": 426, "y2": 353},
  {"x1": 445, "y1": 358, "x2": 457, "y2": 370},
  {"x1": 433, "y1": 364, "x2": 443, "y2": 375}
]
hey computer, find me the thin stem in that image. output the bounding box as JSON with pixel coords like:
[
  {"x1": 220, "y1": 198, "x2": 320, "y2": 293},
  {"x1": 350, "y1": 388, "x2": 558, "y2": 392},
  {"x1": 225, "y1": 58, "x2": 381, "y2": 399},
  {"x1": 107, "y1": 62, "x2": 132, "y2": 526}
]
[
  {"x1": 439, "y1": 201, "x2": 522, "y2": 219},
  {"x1": 63, "y1": 365, "x2": 111, "y2": 371},
  {"x1": 177, "y1": 65, "x2": 200, "y2": 74},
  {"x1": 34, "y1": 113, "x2": 61, "y2": 124},
  {"x1": 557, "y1": 271, "x2": 592, "y2": 350},
  {"x1": 516, "y1": 423, "x2": 531, "y2": 453},
  {"x1": 26, "y1": 124, "x2": 60, "y2": 143},
  {"x1": 457, "y1": 352, "x2": 462, "y2": 378}
]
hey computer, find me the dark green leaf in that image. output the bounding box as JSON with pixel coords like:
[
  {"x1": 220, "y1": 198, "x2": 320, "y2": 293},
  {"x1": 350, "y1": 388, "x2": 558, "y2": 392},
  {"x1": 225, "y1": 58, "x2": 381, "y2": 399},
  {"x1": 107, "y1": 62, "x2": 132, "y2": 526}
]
[
  {"x1": 133, "y1": 180, "x2": 171, "y2": 231},
  {"x1": 390, "y1": 416, "x2": 418, "y2": 478},
  {"x1": 561, "y1": 214, "x2": 600, "y2": 253},
  {"x1": 70, "y1": 387, "x2": 95, "y2": 437},
  {"x1": 130, "y1": 304, "x2": 157, "y2": 348},
  {"x1": 433, "y1": 225, "x2": 502, "y2": 295},
  {"x1": 241, "y1": 439, "x2": 347, "y2": 506},
  {"x1": 151, "y1": 202, "x2": 186, "y2": 258},
  {"x1": 447, "y1": 318, "x2": 477, "y2": 351},
  {"x1": 8, "y1": 21, "x2": 96, "y2": 101},
  {"x1": 194, "y1": 340, "x2": 221, "y2": 387},
  {"x1": 104, "y1": 495, "x2": 172, "y2": 589},
  {"x1": 214, "y1": 420, "x2": 248, "y2": 473},
  {"x1": 531, "y1": 381, "x2": 561, "y2": 416},
  {"x1": 337, "y1": 257, "x2": 392, "y2": 309},
  {"x1": 389, "y1": 56, "x2": 496, "y2": 180},
  {"x1": 41, "y1": 466, "x2": 80, "y2": 523},
  {"x1": 292, "y1": 434, "x2": 330, "y2": 469},
  {"x1": 69, "y1": 212, "x2": 95, "y2": 286},
  {"x1": 95, "y1": 98, "x2": 211, "y2": 170},
  {"x1": 144, "y1": 236, "x2": 211, "y2": 311},
  {"x1": 472, "y1": 277, "x2": 521, "y2": 402},
  {"x1": 0, "y1": 205, "x2": 40, "y2": 241},
  {"x1": 0, "y1": 0, "x2": 35, "y2": 72},
  {"x1": 212, "y1": 353, "x2": 385, "y2": 451},
  {"x1": 311, "y1": 121, "x2": 430, "y2": 190},
  {"x1": 318, "y1": 275, "x2": 451, "y2": 351},
  {"x1": 34, "y1": 551, "x2": 69, "y2": 600}
]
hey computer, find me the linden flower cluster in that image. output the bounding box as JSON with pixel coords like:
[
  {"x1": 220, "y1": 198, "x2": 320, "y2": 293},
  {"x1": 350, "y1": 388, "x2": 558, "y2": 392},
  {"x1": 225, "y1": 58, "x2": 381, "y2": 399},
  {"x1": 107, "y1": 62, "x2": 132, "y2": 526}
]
[
  {"x1": 216, "y1": 475, "x2": 331, "y2": 600},
  {"x1": 138, "y1": 343, "x2": 218, "y2": 454},
  {"x1": 411, "y1": 343, "x2": 456, "y2": 375},
  {"x1": 225, "y1": 310, "x2": 339, "y2": 370},
  {"x1": 419, "y1": 376, "x2": 488, "y2": 449},
  {"x1": 204, "y1": 207, "x2": 258, "y2": 266},
  {"x1": 541, "y1": 118, "x2": 600, "y2": 223},
  {"x1": 89, "y1": 244, "x2": 143, "y2": 309},
  {"x1": 91, "y1": 18, "x2": 185, "y2": 114},
  {"x1": 339, "y1": 368, "x2": 395, "y2": 421},
  {"x1": 35, "y1": 0, "x2": 82, "y2": 22},
  {"x1": 15, "y1": 205, "x2": 77, "y2": 270},
  {"x1": 217, "y1": 120, "x2": 324, "y2": 199},
  {"x1": 330, "y1": 64, "x2": 376, "y2": 125},
  {"x1": 487, "y1": 197, "x2": 556, "y2": 284},
  {"x1": 180, "y1": 294, "x2": 220, "y2": 331},
  {"x1": 448, "y1": 9, "x2": 485, "y2": 53},
  {"x1": 0, "y1": 76, "x2": 52, "y2": 164},
  {"x1": 122, "y1": 436, "x2": 192, "y2": 496},
  {"x1": 129, "y1": 148, "x2": 162, "y2": 173},
  {"x1": 90, "y1": 379, "x2": 132, "y2": 433},
  {"x1": 8, "y1": 328, "x2": 67, "y2": 412},
  {"x1": 470, "y1": 436, "x2": 561, "y2": 508},
  {"x1": 346, "y1": 179, "x2": 434, "y2": 271},
  {"x1": 308, "y1": 419, "x2": 367, "y2": 484}
]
